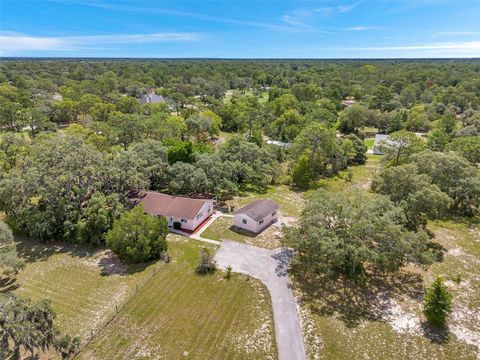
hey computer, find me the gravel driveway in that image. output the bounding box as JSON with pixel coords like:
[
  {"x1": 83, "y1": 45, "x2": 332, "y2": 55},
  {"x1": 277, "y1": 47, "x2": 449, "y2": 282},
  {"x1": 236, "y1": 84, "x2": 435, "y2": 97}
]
[{"x1": 215, "y1": 241, "x2": 306, "y2": 360}]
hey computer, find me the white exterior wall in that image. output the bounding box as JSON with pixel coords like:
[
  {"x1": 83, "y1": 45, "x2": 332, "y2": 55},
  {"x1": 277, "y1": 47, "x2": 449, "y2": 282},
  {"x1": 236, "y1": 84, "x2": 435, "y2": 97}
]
[
  {"x1": 234, "y1": 209, "x2": 278, "y2": 234},
  {"x1": 191, "y1": 201, "x2": 214, "y2": 230},
  {"x1": 256, "y1": 211, "x2": 278, "y2": 233},
  {"x1": 166, "y1": 200, "x2": 214, "y2": 231},
  {"x1": 234, "y1": 213, "x2": 258, "y2": 233}
]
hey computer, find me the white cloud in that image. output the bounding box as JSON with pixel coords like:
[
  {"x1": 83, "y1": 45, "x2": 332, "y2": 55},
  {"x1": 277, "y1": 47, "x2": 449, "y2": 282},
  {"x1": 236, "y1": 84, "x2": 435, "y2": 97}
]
[
  {"x1": 345, "y1": 41, "x2": 480, "y2": 52},
  {"x1": 0, "y1": 32, "x2": 203, "y2": 56},
  {"x1": 432, "y1": 31, "x2": 480, "y2": 37},
  {"x1": 281, "y1": 3, "x2": 358, "y2": 28},
  {"x1": 344, "y1": 26, "x2": 381, "y2": 31}
]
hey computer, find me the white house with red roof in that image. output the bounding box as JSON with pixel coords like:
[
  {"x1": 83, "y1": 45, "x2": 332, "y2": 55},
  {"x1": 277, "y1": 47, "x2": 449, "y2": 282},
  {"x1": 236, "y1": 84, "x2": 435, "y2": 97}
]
[{"x1": 131, "y1": 191, "x2": 215, "y2": 232}]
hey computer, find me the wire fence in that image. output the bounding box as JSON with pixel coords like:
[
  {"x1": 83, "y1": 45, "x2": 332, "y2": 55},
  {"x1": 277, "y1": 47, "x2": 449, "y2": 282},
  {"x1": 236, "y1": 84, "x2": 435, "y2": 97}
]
[{"x1": 72, "y1": 257, "x2": 167, "y2": 358}]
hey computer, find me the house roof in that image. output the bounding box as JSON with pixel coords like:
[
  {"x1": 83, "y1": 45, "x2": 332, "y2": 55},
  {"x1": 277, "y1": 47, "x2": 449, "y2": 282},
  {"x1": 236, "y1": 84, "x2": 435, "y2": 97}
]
[
  {"x1": 130, "y1": 190, "x2": 212, "y2": 220},
  {"x1": 140, "y1": 93, "x2": 165, "y2": 104},
  {"x1": 234, "y1": 199, "x2": 278, "y2": 222}
]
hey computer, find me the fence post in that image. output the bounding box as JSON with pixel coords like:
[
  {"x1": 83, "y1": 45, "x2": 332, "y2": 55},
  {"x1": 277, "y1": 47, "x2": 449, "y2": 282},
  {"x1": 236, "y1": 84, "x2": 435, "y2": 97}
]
[
  {"x1": 91, "y1": 329, "x2": 94, "y2": 340},
  {"x1": 136, "y1": 284, "x2": 138, "y2": 293}
]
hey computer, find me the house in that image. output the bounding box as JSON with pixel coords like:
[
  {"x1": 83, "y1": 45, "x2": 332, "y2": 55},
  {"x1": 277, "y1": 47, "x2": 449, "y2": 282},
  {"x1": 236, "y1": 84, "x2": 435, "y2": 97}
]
[
  {"x1": 233, "y1": 199, "x2": 278, "y2": 234},
  {"x1": 341, "y1": 98, "x2": 357, "y2": 108},
  {"x1": 131, "y1": 190, "x2": 214, "y2": 232},
  {"x1": 266, "y1": 139, "x2": 292, "y2": 148},
  {"x1": 140, "y1": 93, "x2": 165, "y2": 104},
  {"x1": 373, "y1": 133, "x2": 424, "y2": 155},
  {"x1": 372, "y1": 134, "x2": 392, "y2": 155}
]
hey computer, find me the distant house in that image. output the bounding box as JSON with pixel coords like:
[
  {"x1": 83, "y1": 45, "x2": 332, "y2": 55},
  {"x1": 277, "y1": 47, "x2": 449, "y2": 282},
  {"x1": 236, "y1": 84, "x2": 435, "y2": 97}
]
[
  {"x1": 373, "y1": 133, "x2": 424, "y2": 155},
  {"x1": 130, "y1": 190, "x2": 214, "y2": 232},
  {"x1": 139, "y1": 93, "x2": 165, "y2": 104},
  {"x1": 234, "y1": 199, "x2": 278, "y2": 234},
  {"x1": 266, "y1": 140, "x2": 292, "y2": 148},
  {"x1": 341, "y1": 98, "x2": 357, "y2": 107},
  {"x1": 372, "y1": 134, "x2": 392, "y2": 155}
]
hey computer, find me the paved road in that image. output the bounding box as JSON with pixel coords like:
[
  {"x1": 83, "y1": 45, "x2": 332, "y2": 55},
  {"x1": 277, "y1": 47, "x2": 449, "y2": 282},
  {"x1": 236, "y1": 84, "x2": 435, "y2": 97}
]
[{"x1": 215, "y1": 241, "x2": 307, "y2": 360}]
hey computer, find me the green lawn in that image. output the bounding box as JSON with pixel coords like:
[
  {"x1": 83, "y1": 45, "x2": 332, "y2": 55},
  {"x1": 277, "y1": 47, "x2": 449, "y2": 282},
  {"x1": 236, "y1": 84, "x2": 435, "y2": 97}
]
[
  {"x1": 12, "y1": 237, "x2": 153, "y2": 343},
  {"x1": 364, "y1": 137, "x2": 375, "y2": 150},
  {"x1": 226, "y1": 185, "x2": 304, "y2": 218},
  {"x1": 80, "y1": 235, "x2": 277, "y2": 359},
  {"x1": 224, "y1": 89, "x2": 269, "y2": 104},
  {"x1": 315, "y1": 154, "x2": 382, "y2": 192},
  {"x1": 201, "y1": 216, "x2": 282, "y2": 249}
]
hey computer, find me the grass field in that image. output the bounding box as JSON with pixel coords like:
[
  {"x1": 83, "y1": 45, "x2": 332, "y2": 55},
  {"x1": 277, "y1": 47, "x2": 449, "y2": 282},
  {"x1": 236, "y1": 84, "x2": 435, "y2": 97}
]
[
  {"x1": 201, "y1": 216, "x2": 282, "y2": 249},
  {"x1": 11, "y1": 237, "x2": 153, "y2": 343},
  {"x1": 364, "y1": 137, "x2": 375, "y2": 150},
  {"x1": 80, "y1": 235, "x2": 277, "y2": 359},
  {"x1": 315, "y1": 154, "x2": 382, "y2": 192},
  {"x1": 226, "y1": 185, "x2": 304, "y2": 218},
  {"x1": 224, "y1": 89, "x2": 269, "y2": 104}
]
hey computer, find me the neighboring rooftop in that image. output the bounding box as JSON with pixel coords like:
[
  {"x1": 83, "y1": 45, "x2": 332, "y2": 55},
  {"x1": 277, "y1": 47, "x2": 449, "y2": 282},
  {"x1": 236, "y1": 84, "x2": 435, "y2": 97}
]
[
  {"x1": 130, "y1": 190, "x2": 211, "y2": 220},
  {"x1": 266, "y1": 140, "x2": 292, "y2": 148},
  {"x1": 140, "y1": 93, "x2": 165, "y2": 104},
  {"x1": 234, "y1": 199, "x2": 278, "y2": 222}
]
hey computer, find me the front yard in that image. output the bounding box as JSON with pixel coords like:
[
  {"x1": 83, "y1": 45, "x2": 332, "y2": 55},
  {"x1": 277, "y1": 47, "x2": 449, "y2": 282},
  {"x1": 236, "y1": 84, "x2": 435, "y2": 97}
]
[
  {"x1": 80, "y1": 235, "x2": 277, "y2": 359},
  {"x1": 12, "y1": 237, "x2": 153, "y2": 343},
  {"x1": 201, "y1": 216, "x2": 283, "y2": 249}
]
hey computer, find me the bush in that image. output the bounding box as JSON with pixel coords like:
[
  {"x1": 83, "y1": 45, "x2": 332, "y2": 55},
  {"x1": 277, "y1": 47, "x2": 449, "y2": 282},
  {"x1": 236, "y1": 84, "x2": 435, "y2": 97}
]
[
  {"x1": 195, "y1": 248, "x2": 216, "y2": 275},
  {"x1": 424, "y1": 276, "x2": 453, "y2": 327},
  {"x1": 225, "y1": 265, "x2": 233, "y2": 280},
  {"x1": 106, "y1": 204, "x2": 168, "y2": 264}
]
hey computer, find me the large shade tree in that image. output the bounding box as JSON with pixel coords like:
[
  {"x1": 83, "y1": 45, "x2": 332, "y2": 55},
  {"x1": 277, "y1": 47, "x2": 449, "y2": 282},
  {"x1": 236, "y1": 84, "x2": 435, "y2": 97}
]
[{"x1": 285, "y1": 190, "x2": 433, "y2": 282}]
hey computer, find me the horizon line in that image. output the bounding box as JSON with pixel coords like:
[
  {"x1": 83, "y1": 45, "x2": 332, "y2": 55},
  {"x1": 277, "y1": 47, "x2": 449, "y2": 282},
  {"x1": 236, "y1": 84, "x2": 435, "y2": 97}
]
[{"x1": 2, "y1": 56, "x2": 480, "y2": 61}]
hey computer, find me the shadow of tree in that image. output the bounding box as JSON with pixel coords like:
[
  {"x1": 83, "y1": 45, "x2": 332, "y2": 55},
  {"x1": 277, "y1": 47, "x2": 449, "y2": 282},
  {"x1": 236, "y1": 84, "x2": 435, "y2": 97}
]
[
  {"x1": 15, "y1": 235, "x2": 149, "y2": 277},
  {"x1": 421, "y1": 322, "x2": 450, "y2": 344},
  {"x1": 271, "y1": 247, "x2": 293, "y2": 278},
  {"x1": 0, "y1": 276, "x2": 20, "y2": 293},
  {"x1": 292, "y1": 269, "x2": 424, "y2": 328}
]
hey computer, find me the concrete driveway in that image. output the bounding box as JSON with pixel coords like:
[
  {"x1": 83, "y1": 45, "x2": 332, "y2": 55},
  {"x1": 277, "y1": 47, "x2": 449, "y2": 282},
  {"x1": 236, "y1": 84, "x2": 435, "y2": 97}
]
[{"x1": 215, "y1": 241, "x2": 306, "y2": 360}]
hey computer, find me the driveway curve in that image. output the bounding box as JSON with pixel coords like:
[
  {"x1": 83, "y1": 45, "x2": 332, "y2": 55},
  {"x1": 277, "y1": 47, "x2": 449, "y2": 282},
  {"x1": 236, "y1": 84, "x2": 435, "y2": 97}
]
[{"x1": 215, "y1": 241, "x2": 306, "y2": 360}]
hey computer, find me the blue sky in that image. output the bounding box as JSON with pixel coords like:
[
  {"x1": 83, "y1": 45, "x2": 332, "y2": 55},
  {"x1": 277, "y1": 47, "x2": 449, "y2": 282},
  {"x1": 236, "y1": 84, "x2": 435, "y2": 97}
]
[{"x1": 1, "y1": 0, "x2": 480, "y2": 58}]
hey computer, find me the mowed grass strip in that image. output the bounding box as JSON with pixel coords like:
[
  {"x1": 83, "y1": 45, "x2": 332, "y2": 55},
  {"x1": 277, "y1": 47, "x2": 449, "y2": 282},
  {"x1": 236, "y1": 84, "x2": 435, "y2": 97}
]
[
  {"x1": 13, "y1": 238, "x2": 153, "y2": 342},
  {"x1": 80, "y1": 235, "x2": 277, "y2": 360}
]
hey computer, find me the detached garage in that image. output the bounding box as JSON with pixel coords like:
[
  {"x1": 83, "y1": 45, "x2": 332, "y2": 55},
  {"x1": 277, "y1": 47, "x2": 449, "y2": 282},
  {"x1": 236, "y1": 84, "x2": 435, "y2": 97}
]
[{"x1": 233, "y1": 199, "x2": 278, "y2": 234}]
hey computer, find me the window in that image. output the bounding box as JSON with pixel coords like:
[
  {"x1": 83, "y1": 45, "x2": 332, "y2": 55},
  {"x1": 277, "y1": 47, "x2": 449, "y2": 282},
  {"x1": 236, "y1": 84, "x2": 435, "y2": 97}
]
[
  {"x1": 242, "y1": 219, "x2": 247, "y2": 224},
  {"x1": 259, "y1": 219, "x2": 264, "y2": 225},
  {"x1": 272, "y1": 211, "x2": 276, "y2": 217},
  {"x1": 181, "y1": 219, "x2": 187, "y2": 223},
  {"x1": 196, "y1": 211, "x2": 203, "y2": 220}
]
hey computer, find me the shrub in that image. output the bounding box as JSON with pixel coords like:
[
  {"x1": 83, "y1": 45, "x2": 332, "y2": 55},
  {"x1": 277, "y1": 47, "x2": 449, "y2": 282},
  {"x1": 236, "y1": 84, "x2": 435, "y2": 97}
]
[
  {"x1": 225, "y1": 265, "x2": 233, "y2": 280},
  {"x1": 106, "y1": 204, "x2": 168, "y2": 264},
  {"x1": 195, "y1": 248, "x2": 216, "y2": 275},
  {"x1": 424, "y1": 276, "x2": 453, "y2": 327}
]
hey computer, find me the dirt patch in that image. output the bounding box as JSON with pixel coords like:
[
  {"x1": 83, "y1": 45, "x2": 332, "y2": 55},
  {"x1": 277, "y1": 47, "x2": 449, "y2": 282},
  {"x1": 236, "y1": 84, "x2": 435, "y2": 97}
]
[
  {"x1": 371, "y1": 292, "x2": 422, "y2": 336},
  {"x1": 80, "y1": 249, "x2": 129, "y2": 275}
]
